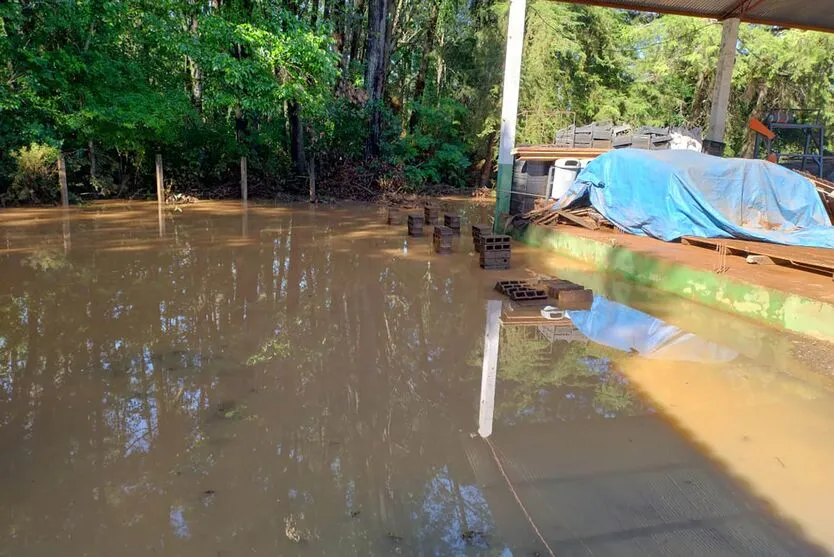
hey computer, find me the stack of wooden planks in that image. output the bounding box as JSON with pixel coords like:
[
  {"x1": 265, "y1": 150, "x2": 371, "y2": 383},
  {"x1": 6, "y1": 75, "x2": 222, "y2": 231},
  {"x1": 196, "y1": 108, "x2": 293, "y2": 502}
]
[
  {"x1": 521, "y1": 198, "x2": 614, "y2": 231},
  {"x1": 512, "y1": 145, "x2": 610, "y2": 161},
  {"x1": 797, "y1": 170, "x2": 834, "y2": 223}
]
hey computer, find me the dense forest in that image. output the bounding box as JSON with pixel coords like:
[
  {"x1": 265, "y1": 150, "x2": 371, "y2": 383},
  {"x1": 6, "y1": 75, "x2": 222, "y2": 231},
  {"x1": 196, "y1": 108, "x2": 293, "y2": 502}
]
[{"x1": 2, "y1": 1, "x2": 834, "y2": 204}]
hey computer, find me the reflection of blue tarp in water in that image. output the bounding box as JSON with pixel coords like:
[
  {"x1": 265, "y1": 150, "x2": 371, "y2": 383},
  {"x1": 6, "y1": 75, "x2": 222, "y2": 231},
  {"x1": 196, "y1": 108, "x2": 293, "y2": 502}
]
[
  {"x1": 567, "y1": 297, "x2": 738, "y2": 363},
  {"x1": 553, "y1": 149, "x2": 834, "y2": 248}
]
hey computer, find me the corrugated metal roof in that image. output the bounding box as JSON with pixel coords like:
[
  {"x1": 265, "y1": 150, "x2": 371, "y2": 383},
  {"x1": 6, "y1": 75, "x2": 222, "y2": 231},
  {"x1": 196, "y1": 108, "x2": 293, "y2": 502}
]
[{"x1": 561, "y1": 0, "x2": 834, "y2": 33}]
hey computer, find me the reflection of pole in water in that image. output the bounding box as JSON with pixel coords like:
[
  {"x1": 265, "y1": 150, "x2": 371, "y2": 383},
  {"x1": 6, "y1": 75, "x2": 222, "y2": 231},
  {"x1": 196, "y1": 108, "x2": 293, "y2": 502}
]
[
  {"x1": 61, "y1": 209, "x2": 71, "y2": 253},
  {"x1": 478, "y1": 300, "x2": 502, "y2": 438},
  {"x1": 241, "y1": 200, "x2": 249, "y2": 237}
]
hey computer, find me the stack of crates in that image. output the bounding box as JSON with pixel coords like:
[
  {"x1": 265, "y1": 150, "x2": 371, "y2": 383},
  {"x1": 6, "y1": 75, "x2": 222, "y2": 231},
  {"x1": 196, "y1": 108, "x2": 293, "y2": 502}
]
[
  {"x1": 443, "y1": 213, "x2": 461, "y2": 234},
  {"x1": 407, "y1": 214, "x2": 424, "y2": 236},
  {"x1": 471, "y1": 224, "x2": 492, "y2": 252},
  {"x1": 433, "y1": 226, "x2": 454, "y2": 254},
  {"x1": 633, "y1": 126, "x2": 671, "y2": 150},
  {"x1": 612, "y1": 125, "x2": 633, "y2": 148},
  {"x1": 424, "y1": 204, "x2": 440, "y2": 224},
  {"x1": 592, "y1": 123, "x2": 613, "y2": 149},
  {"x1": 479, "y1": 235, "x2": 511, "y2": 270},
  {"x1": 574, "y1": 124, "x2": 594, "y2": 148},
  {"x1": 554, "y1": 125, "x2": 575, "y2": 148}
]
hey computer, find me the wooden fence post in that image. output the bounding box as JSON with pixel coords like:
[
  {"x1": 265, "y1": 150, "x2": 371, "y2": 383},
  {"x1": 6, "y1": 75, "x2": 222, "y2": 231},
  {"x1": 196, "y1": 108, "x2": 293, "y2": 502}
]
[
  {"x1": 155, "y1": 154, "x2": 164, "y2": 204},
  {"x1": 240, "y1": 156, "x2": 248, "y2": 201},
  {"x1": 309, "y1": 154, "x2": 316, "y2": 203},
  {"x1": 156, "y1": 154, "x2": 165, "y2": 236},
  {"x1": 57, "y1": 154, "x2": 69, "y2": 208}
]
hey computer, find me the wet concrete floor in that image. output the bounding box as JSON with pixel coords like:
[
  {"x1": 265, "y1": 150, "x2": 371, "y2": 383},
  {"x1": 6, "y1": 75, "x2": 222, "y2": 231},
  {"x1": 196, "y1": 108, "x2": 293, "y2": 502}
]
[{"x1": 1, "y1": 200, "x2": 834, "y2": 556}]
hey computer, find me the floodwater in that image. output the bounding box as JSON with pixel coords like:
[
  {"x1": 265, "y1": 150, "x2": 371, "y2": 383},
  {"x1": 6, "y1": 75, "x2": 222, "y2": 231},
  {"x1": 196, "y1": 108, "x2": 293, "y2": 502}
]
[{"x1": 1, "y1": 201, "x2": 834, "y2": 556}]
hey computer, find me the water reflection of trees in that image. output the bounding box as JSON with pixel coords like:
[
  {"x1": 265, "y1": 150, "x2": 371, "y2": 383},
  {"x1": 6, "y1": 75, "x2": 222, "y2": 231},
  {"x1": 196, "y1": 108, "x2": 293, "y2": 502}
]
[
  {"x1": 0, "y1": 208, "x2": 504, "y2": 554},
  {"x1": 485, "y1": 327, "x2": 648, "y2": 424}
]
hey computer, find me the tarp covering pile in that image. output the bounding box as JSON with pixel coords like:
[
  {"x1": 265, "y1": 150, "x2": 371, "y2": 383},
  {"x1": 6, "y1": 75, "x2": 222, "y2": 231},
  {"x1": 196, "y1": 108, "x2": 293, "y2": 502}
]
[{"x1": 553, "y1": 149, "x2": 834, "y2": 248}]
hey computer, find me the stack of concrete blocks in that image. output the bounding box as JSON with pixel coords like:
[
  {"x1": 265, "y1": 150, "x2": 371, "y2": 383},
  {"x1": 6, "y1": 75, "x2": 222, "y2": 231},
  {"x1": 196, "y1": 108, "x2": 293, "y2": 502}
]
[
  {"x1": 387, "y1": 208, "x2": 404, "y2": 225},
  {"x1": 479, "y1": 235, "x2": 512, "y2": 270},
  {"x1": 471, "y1": 224, "x2": 492, "y2": 253},
  {"x1": 424, "y1": 204, "x2": 440, "y2": 225},
  {"x1": 443, "y1": 213, "x2": 461, "y2": 234},
  {"x1": 433, "y1": 225, "x2": 454, "y2": 254},
  {"x1": 407, "y1": 214, "x2": 424, "y2": 236}
]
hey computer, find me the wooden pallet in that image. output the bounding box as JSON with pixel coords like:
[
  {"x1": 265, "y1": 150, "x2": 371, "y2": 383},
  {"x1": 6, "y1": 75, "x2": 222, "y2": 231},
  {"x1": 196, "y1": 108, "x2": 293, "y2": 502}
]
[{"x1": 681, "y1": 236, "x2": 834, "y2": 280}]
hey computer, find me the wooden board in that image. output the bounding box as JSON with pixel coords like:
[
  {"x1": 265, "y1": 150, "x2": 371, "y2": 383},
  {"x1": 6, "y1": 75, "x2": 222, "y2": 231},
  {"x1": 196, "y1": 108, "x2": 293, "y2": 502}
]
[
  {"x1": 513, "y1": 145, "x2": 610, "y2": 161},
  {"x1": 681, "y1": 236, "x2": 834, "y2": 279}
]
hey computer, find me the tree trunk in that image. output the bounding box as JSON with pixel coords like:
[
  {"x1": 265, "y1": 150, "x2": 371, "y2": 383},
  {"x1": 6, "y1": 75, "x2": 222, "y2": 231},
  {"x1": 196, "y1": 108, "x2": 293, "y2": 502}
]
[
  {"x1": 435, "y1": 28, "x2": 445, "y2": 93},
  {"x1": 309, "y1": 154, "x2": 317, "y2": 203},
  {"x1": 408, "y1": 0, "x2": 439, "y2": 132},
  {"x1": 188, "y1": 13, "x2": 202, "y2": 110},
  {"x1": 382, "y1": 0, "x2": 402, "y2": 92},
  {"x1": 349, "y1": 0, "x2": 366, "y2": 66},
  {"x1": 289, "y1": 101, "x2": 308, "y2": 175},
  {"x1": 479, "y1": 131, "x2": 497, "y2": 188},
  {"x1": 336, "y1": 0, "x2": 351, "y2": 78},
  {"x1": 364, "y1": 0, "x2": 388, "y2": 156},
  {"x1": 88, "y1": 139, "x2": 97, "y2": 181}
]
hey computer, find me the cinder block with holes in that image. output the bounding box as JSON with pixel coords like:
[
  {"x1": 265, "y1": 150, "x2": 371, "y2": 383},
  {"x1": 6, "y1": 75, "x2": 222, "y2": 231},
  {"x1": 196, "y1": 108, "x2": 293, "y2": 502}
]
[
  {"x1": 494, "y1": 280, "x2": 527, "y2": 295},
  {"x1": 509, "y1": 288, "x2": 547, "y2": 302},
  {"x1": 472, "y1": 224, "x2": 491, "y2": 251},
  {"x1": 481, "y1": 235, "x2": 512, "y2": 253}
]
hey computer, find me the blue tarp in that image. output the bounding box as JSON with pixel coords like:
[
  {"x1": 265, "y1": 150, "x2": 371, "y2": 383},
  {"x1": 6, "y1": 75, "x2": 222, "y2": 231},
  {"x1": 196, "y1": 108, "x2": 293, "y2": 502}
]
[
  {"x1": 567, "y1": 297, "x2": 738, "y2": 363},
  {"x1": 553, "y1": 149, "x2": 834, "y2": 248}
]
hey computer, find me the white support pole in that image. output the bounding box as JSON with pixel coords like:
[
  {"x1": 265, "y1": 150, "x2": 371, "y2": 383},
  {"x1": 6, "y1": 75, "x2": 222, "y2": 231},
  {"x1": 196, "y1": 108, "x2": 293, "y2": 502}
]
[
  {"x1": 478, "y1": 300, "x2": 502, "y2": 438},
  {"x1": 493, "y1": 0, "x2": 526, "y2": 228},
  {"x1": 705, "y1": 18, "x2": 740, "y2": 155}
]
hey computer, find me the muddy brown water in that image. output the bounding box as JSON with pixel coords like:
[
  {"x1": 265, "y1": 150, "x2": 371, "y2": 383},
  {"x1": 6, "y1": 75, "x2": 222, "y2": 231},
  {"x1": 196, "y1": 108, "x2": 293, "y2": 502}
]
[{"x1": 2, "y1": 201, "x2": 834, "y2": 556}]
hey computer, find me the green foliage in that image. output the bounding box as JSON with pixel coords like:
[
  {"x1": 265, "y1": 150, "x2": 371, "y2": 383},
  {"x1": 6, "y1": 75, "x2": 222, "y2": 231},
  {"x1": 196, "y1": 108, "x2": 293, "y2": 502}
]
[
  {"x1": 247, "y1": 337, "x2": 291, "y2": 367},
  {"x1": 390, "y1": 100, "x2": 471, "y2": 188},
  {"x1": 6, "y1": 143, "x2": 59, "y2": 204},
  {"x1": 3, "y1": 0, "x2": 834, "y2": 200}
]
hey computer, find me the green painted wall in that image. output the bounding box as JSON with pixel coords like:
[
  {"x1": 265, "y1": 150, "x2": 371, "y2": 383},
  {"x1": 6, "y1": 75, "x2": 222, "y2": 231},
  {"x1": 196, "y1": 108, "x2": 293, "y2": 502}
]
[{"x1": 518, "y1": 224, "x2": 834, "y2": 342}]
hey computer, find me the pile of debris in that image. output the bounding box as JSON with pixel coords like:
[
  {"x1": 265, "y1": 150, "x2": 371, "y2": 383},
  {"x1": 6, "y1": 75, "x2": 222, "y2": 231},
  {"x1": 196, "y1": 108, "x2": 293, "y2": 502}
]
[
  {"x1": 521, "y1": 199, "x2": 616, "y2": 231},
  {"x1": 798, "y1": 170, "x2": 834, "y2": 223}
]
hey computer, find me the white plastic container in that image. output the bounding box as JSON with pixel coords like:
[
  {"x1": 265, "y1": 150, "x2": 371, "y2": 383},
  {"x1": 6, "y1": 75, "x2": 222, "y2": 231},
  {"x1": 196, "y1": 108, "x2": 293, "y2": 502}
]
[
  {"x1": 548, "y1": 158, "x2": 582, "y2": 200},
  {"x1": 578, "y1": 158, "x2": 595, "y2": 168}
]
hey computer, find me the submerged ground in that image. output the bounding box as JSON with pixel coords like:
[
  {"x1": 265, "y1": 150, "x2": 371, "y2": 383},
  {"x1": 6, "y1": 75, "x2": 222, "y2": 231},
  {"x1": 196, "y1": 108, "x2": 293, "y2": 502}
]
[{"x1": 1, "y1": 201, "x2": 834, "y2": 556}]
